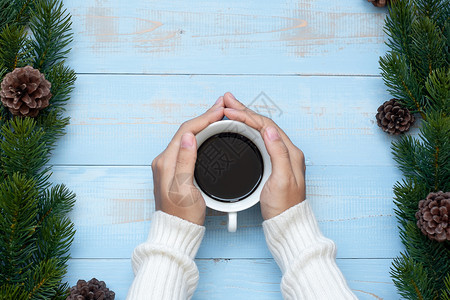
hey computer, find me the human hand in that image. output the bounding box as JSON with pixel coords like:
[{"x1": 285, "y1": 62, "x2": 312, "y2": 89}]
[
  {"x1": 222, "y1": 92, "x2": 306, "y2": 220},
  {"x1": 151, "y1": 97, "x2": 225, "y2": 225}
]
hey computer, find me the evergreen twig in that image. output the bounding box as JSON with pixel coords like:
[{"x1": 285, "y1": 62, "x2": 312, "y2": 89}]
[
  {"x1": 384, "y1": 0, "x2": 450, "y2": 298},
  {"x1": 0, "y1": 0, "x2": 76, "y2": 298}
]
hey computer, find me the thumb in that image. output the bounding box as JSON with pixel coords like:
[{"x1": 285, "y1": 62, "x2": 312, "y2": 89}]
[
  {"x1": 263, "y1": 126, "x2": 293, "y2": 178},
  {"x1": 174, "y1": 132, "x2": 197, "y2": 184}
]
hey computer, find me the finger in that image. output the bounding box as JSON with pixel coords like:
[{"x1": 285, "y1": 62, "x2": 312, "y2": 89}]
[
  {"x1": 224, "y1": 106, "x2": 267, "y2": 132},
  {"x1": 174, "y1": 132, "x2": 197, "y2": 183},
  {"x1": 167, "y1": 132, "x2": 202, "y2": 208},
  {"x1": 224, "y1": 107, "x2": 296, "y2": 150},
  {"x1": 209, "y1": 96, "x2": 224, "y2": 111},
  {"x1": 223, "y1": 92, "x2": 246, "y2": 110},
  {"x1": 166, "y1": 105, "x2": 224, "y2": 152},
  {"x1": 263, "y1": 126, "x2": 294, "y2": 179}
]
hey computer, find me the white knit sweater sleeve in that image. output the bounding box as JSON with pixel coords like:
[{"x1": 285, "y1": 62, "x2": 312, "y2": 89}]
[
  {"x1": 263, "y1": 200, "x2": 357, "y2": 300},
  {"x1": 126, "y1": 211, "x2": 205, "y2": 300}
]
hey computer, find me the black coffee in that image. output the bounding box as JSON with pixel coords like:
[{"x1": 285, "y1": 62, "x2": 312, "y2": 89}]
[{"x1": 194, "y1": 132, "x2": 264, "y2": 202}]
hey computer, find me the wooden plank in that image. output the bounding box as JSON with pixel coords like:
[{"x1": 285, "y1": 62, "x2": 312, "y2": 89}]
[
  {"x1": 64, "y1": 0, "x2": 388, "y2": 75},
  {"x1": 50, "y1": 74, "x2": 412, "y2": 166},
  {"x1": 51, "y1": 165, "x2": 404, "y2": 259},
  {"x1": 65, "y1": 258, "x2": 399, "y2": 299}
]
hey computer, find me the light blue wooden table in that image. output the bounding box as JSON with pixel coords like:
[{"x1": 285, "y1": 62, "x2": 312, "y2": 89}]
[{"x1": 52, "y1": 1, "x2": 407, "y2": 298}]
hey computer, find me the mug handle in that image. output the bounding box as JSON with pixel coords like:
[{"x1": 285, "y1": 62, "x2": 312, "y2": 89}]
[{"x1": 227, "y1": 212, "x2": 237, "y2": 232}]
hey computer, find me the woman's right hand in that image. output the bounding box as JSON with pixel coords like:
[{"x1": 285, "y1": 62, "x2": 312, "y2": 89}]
[{"x1": 222, "y1": 92, "x2": 306, "y2": 220}]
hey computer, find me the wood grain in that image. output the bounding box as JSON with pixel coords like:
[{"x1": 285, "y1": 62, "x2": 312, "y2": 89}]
[
  {"x1": 66, "y1": 258, "x2": 398, "y2": 300},
  {"x1": 51, "y1": 165, "x2": 403, "y2": 259},
  {"x1": 64, "y1": 0, "x2": 388, "y2": 75},
  {"x1": 56, "y1": 0, "x2": 402, "y2": 298},
  {"x1": 49, "y1": 74, "x2": 414, "y2": 166}
]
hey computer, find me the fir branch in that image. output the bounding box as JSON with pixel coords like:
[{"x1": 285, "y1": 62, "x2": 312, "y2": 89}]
[
  {"x1": 401, "y1": 221, "x2": 450, "y2": 290},
  {"x1": 380, "y1": 52, "x2": 425, "y2": 116},
  {"x1": 419, "y1": 111, "x2": 450, "y2": 191},
  {"x1": 415, "y1": 0, "x2": 448, "y2": 24},
  {"x1": 425, "y1": 68, "x2": 450, "y2": 114},
  {"x1": 391, "y1": 135, "x2": 422, "y2": 181},
  {"x1": 37, "y1": 184, "x2": 75, "y2": 225},
  {"x1": 44, "y1": 62, "x2": 76, "y2": 110},
  {"x1": 30, "y1": 0, "x2": 73, "y2": 71},
  {"x1": 0, "y1": 65, "x2": 6, "y2": 80},
  {"x1": 26, "y1": 258, "x2": 65, "y2": 299},
  {"x1": 384, "y1": 0, "x2": 415, "y2": 63},
  {"x1": 52, "y1": 282, "x2": 70, "y2": 300},
  {"x1": 0, "y1": 25, "x2": 34, "y2": 72},
  {"x1": 391, "y1": 112, "x2": 450, "y2": 190},
  {"x1": 410, "y1": 16, "x2": 447, "y2": 86},
  {"x1": 393, "y1": 179, "x2": 429, "y2": 225},
  {"x1": 36, "y1": 110, "x2": 70, "y2": 154},
  {"x1": 0, "y1": 284, "x2": 29, "y2": 300},
  {"x1": 0, "y1": 0, "x2": 35, "y2": 30},
  {"x1": 34, "y1": 215, "x2": 74, "y2": 268},
  {"x1": 442, "y1": 274, "x2": 450, "y2": 300},
  {"x1": 0, "y1": 174, "x2": 38, "y2": 285},
  {"x1": 0, "y1": 118, "x2": 51, "y2": 189},
  {"x1": 445, "y1": 20, "x2": 450, "y2": 64},
  {"x1": 390, "y1": 253, "x2": 438, "y2": 299}
]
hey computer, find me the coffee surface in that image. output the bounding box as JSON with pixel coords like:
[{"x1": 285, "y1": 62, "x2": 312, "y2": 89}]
[{"x1": 194, "y1": 132, "x2": 263, "y2": 202}]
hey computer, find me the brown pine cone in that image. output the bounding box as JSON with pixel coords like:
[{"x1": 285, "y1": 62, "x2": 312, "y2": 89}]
[
  {"x1": 367, "y1": 0, "x2": 390, "y2": 7},
  {"x1": 376, "y1": 99, "x2": 415, "y2": 135},
  {"x1": 0, "y1": 65, "x2": 51, "y2": 117},
  {"x1": 416, "y1": 191, "x2": 450, "y2": 242},
  {"x1": 67, "y1": 278, "x2": 115, "y2": 300}
]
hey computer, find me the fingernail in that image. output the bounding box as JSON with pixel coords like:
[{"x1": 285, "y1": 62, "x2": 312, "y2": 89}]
[
  {"x1": 181, "y1": 133, "x2": 194, "y2": 148},
  {"x1": 215, "y1": 96, "x2": 223, "y2": 105},
  {"x1": 228, "y1": 92, "x2": 236, "y2": 100},
  {"x1": 266, "y1": 126, "x2": 280, "y2": 141}
]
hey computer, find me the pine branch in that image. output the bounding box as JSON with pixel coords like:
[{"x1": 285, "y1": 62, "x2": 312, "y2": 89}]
[
  {"x1": 418, "y1": 111, "x2": 450, "y2": 191},
  {"x1": 393, "y1": 179, "x2": 450, "y2": 292},
  {"x1": 0, "y1": 174, "x2": 38, "y2": 286},
  {"x1": 393, "y1": 179, "x2": 429, "y2": 225},
  {"x1": 0, "y1": 25, "x2": 34, "y2": 72},
  {"x1": 36, "y1": 110, "x2": 70, "y2": 155},
  {"x1": 442, "y1": 274, "x2": 450, "y2": 300},
  {"x1": 25, "y1": 258, "x2": 65, "y2": 299},
  {"x1": 52, "y1": 282, "x2": 70, "y2": 300},
  {"x1": 38, "y1": 184, "x2": 75, "y2": 225},
  {"x1": 44, "y1": 62, "x2": 76, "y2": 110},
  {"x1": 380, "y1": 52, "x2": 425, "y2": 116},
  {"x1": 425, "y1": 68, "x2": 450, "y2": 114},
  {"x1": 390, "y1": 253, "x2": 438, "y2": 299},
  {"x1": 34, "y1": 215, "x2": 75, "y2": 267},
  {"x1": 0, "y1": 0, "x2": 76, "y2": 297},
  {"x1": 384, "y1": 0, "x2": 415, "y2": 63},
  {"x1": 410, "y1": 16, "x2": 447, "y2": 87},
  {"x1": 0, "y1": 0, "x2": 35, "y2": 31},
  {"x1": 401, "y1": 221, "x2": 450, "y2": 290},
  {"x1": 391, "y1": 112, "x2": 450, "y2": 190},
  {"x1": 35, "y1": 185, "x2": 75, "y2": 264},
  {"x1": 415, "y1": 0, "x2": 448, "y2": 23},
  {"x1": 30, "y1": 0, "x2": 73, "y2": 71},
  {"x1": 0, "y1": 118, "x2": 51, "y2": 189},
  {"x1": 0, "y1": 284, "x2": 29, "y2": 300}
]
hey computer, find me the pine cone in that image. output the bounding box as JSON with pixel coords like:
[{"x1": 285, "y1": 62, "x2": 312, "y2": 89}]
[
  {"x1": 67, "y1": 278, "x2": 115, "y2": 300},
  {"x1": 367, "y1": 0, "x2": 390, "y2": 7},
  {"x1": 0, "y1": 65, "x2": 51, "y2": 117},
  {"x1": 416, "y1": 191, "x2": 450, "y2": 242},
  {"x1": 376, "y1": 99, "x2": 415, "y2": 135}
]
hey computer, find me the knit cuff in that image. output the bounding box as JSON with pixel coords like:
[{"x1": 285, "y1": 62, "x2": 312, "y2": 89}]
[
  {"x1": 145, "y1": 211, "x2": 205, "y2": 259},
  {"x1": 262, "y1": 200, "x2": 327, "y2": 273}
]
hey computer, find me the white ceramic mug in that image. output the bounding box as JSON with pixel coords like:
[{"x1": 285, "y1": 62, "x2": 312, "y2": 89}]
[{"x1": 193, "y1": 120, "x2": 271, "y2": 232}]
